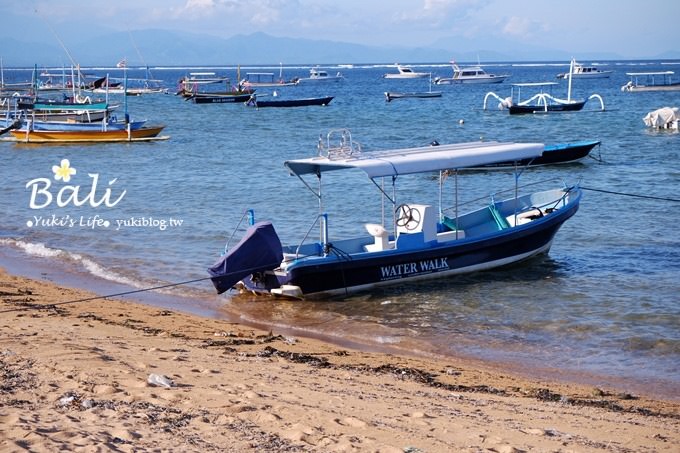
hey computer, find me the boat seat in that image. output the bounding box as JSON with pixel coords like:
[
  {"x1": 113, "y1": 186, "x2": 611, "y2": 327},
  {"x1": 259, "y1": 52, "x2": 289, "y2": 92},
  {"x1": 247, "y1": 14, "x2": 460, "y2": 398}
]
[{"x1": 364, "y1": 223, "x2": 392, "y2": 252}]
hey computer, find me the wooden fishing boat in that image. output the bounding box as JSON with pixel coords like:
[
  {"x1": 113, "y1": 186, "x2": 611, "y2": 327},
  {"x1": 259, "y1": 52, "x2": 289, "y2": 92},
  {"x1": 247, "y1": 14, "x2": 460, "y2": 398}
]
[
  {"x1": 384, "y1": 91, "x2": 442, "y2": 101},
  {"x1": 190, "y1": 93, "x2": 253, "y2": 104},
  {"x1": 245, "y1": 94, "x2": 333, "y2": 108},
  {"x1": 7, "y1": 125, "x2": 166, "y2": 143},
  {"x1": 208, "y1": 129, "x2": 582, "y2": 299},
  {"x1": 484, "y1": 60, "x2": 605, "y2": 115}
]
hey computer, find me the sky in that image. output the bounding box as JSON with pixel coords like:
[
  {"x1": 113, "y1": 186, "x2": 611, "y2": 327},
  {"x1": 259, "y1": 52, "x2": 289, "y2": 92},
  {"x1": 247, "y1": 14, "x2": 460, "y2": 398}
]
[{"x1": 6, "y1": 0, "x2": 679, "y2": 58}]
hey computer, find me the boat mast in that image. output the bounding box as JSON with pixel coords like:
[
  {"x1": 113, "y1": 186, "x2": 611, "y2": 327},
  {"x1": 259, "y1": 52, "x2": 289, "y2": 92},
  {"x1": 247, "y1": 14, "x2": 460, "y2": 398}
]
[{"x1": 567, "y1": 58, "x2": 574, "y2": 102}]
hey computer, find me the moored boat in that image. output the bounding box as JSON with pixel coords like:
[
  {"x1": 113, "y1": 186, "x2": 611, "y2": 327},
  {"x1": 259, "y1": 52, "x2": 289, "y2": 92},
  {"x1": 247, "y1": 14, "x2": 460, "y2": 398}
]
[
  {"x1": 643, "y1": 107, "x2": 679, "y2": 130},
  {"x1": 434, "y1": 61, "x2": 509, "y2": 85},
  {"x1": 296, "y1": 67, "x2": 344, "y2": 83},
  {"x1": 383, "y1": 64, "x2": 430, "y2": 79},
  {"x1": 484, "y1": 60, "x2": 605, "y2": 115},
  {"x1": 384, "y1": 91, "x2": 442, "y2": 101},
  {"x1": 190, "y1": 93, "x2": 253, "y2": 104},
  {"x1": 6, "y1": 125, "x2": 166, "y2": 143},
  {"x1": 208, "y1": 129, "x2": 582, "y2": 299},
  {"x1": 245, "y1": 94, "x2": 333, "y2": 108},
  {"x1": 557, "y1": 62, "x2": 612, "y2": 79},
  {"x1": 462, "y1": 140, "x2": 601, "y2": 169},
  {"x1": 621, "y1": 71, "x2": 680, "y2": 92}
]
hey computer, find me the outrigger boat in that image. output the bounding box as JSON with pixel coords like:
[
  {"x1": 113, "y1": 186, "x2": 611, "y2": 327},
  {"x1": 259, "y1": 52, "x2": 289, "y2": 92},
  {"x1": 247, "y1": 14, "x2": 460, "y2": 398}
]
[
  {"x1": 209, "y1": 129, "x2": 582, "y2": 299},
  {"x1": 484, "y1": 60, "x2": 605, "y2": 114},
  {"x1": 6, "y1": 125, "x2": 166, "y2": 143}
]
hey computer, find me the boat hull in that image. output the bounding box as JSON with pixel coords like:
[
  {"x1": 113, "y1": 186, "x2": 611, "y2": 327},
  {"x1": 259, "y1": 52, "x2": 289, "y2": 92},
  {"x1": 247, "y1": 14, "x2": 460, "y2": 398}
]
[
  {"x1": 509, "y1": 100, "x2": 586, "y2": 115},
  {"x1": 248, "y1": 96, "x2": 334, "y2": 108},
  {"x1": 435, "y1": 76, "x2": 507, "y2": 85},
  {"x1": 466, "y1": 140, "x2": 600, "y2": 169},
  {"x1": 385, "y1": 92, "x2": 442, "y2": 101},
  {"x1": 8, "y1": 125, "x2": 166, "y2": 143},
  {"x1": 623, "y1": 84, "x2": 680, "y2": 92},
  {"x1": 192, "y1": 94, "x2": 252, "y2": 103}
]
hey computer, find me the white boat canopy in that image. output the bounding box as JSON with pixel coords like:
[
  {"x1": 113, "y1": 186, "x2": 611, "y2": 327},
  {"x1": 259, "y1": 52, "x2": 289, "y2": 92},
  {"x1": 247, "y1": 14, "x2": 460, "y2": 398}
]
[{"x1": 284, "y1": 141, "x2": 544, "y2": 178}]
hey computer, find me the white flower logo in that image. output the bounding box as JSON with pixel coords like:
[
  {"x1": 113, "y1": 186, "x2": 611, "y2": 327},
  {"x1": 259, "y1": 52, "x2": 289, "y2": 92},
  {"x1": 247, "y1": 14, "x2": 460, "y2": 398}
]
[{"x1": 52, "y1": 159, "x2": 76, "y2": 182}]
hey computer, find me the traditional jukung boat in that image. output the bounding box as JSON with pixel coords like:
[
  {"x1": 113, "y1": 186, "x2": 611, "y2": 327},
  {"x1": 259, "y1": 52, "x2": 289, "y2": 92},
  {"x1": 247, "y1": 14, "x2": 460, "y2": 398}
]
[
  {"x1": 245, "y1": 94, "x2": 333, "y2": 108},
  {"x1": 483, "y1": 82, "x2": 605, "y2": 114},
  {"x1": 208, "y1": 130, "x2": 582, "y2": 299},
  {"x1": 190, "y1": 93, "x2": 253, "y2": 104},
  {"x1": 6, "y1": 125, "x2": 166, "y2": 143},
  {"x1": 484, "y1": 60, "x2": 605, "y2": 115},
  {"x1": 384, "y1": 91, "x2": 442, "y2": 101}
]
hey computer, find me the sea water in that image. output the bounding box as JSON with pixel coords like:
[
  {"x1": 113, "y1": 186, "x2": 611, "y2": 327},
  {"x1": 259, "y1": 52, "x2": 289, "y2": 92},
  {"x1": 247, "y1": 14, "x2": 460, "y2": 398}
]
[{"x1": 1, "y1": 61, "x2": 678, "y2": 398}]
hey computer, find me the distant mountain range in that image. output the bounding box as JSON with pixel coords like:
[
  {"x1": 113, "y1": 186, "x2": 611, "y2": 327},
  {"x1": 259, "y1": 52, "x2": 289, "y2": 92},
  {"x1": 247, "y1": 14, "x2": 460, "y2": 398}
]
[{"x1": 2, "y1": 29, "x2": 679, "y2": 68}]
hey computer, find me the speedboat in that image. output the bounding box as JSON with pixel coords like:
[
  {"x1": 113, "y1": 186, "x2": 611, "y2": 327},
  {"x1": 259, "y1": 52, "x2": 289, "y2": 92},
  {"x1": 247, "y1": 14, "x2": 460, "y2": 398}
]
[
  {"x1": 296, "y1": 68, "x2": 344, "y2": 83},
  {"x1": 208, "y1": 130, "x2": 582, "y2": 299},
  {"x1": 434, "y1": 62, "x2": 509, "y2": 85},
  {"x1": 383, "y1": 64, "x2": 430, "y2": 79},
  {"x1": 557, "y1": 62, "x2": 612, "y2": 79}
]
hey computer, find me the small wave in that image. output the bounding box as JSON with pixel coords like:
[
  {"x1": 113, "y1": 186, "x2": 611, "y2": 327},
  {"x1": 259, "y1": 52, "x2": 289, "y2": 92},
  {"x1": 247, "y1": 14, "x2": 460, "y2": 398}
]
[{"x1": 0, "y1": 238, "x2": 144, "y2": 289}]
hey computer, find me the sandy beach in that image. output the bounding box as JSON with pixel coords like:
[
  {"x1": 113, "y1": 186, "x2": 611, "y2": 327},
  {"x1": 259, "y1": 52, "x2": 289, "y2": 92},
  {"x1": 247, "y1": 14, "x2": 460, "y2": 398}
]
[{"x1": 1, "y1": 267, "x2": 678, "y2": 452}]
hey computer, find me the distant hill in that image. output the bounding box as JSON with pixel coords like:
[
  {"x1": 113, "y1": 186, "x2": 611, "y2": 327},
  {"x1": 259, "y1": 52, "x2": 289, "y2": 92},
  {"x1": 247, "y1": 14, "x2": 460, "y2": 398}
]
[{"x1": 1, "y1": 29, "x2": 678, "y2": 67}]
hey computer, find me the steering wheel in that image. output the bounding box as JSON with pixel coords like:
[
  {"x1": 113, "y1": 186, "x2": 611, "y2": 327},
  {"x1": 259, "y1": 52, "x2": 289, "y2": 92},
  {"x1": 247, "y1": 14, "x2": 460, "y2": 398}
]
[{"x1": 395, "y1": 204, "x2": 421, "y2": 231}]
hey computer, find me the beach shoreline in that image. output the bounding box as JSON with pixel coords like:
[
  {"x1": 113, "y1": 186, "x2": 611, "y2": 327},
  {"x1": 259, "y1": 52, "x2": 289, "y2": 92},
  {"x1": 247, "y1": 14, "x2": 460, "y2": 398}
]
[{"x1": 1, "y1": 266, "x2": 679, "y2": 452}]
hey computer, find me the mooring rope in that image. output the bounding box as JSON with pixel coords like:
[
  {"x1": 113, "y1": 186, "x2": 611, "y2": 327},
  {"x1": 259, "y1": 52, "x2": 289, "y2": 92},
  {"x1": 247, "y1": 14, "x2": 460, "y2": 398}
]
[
  {"x1": 581, "y1": 186, "x2": 680, "y2": 203},
  {"x1": 0, "y1": 276, "x2": 214, "y2": 314}
]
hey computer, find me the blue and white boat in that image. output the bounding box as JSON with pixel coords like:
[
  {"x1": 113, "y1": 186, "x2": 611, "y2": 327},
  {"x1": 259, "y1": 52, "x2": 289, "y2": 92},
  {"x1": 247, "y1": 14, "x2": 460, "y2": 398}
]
[{"x1": 209, "y1": 130, "x2": 582, "y2": 299}]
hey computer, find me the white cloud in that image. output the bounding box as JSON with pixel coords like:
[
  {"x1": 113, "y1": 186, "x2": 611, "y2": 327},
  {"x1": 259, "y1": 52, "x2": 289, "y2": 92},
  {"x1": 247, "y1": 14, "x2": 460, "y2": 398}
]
[{"x1": 500, "y1": 16, "x2": 547, "y2": 39}]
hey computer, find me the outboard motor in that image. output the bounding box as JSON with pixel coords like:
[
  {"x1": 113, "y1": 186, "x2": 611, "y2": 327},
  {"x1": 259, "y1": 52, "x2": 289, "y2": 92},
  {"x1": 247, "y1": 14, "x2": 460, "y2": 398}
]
[{"x1": 208, "y1": 221, "x2": 283, "y2": 294}]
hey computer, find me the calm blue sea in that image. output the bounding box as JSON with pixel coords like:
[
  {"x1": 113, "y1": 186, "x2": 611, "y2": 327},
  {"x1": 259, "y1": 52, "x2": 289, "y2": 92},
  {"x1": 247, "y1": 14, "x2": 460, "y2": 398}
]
[{"x1": 1, "y1": 60, "x2": 679, "y2": 398}]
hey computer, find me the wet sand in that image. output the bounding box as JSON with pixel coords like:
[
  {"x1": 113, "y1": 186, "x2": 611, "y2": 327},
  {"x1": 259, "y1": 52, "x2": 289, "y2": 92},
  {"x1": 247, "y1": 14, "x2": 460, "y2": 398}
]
[{"x1": 1, "y1": 267, "x2": 678, "y2": 452}]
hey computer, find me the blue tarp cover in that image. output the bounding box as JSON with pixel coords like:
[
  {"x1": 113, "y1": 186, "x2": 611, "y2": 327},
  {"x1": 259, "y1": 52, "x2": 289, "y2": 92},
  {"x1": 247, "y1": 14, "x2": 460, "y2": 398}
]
[{"x1": 208, "y1": 221, "x2": 283, "y2": 294}]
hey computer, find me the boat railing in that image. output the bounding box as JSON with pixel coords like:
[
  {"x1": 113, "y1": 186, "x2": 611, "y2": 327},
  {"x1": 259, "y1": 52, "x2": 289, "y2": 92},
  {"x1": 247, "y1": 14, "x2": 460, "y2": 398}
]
[
  {"x1": 222, "y1": 209, "x2": 255, "y2": 255},
  {"x1": 294, "y1": 213, "x2": 328, "y2": 259},
  {"x1": 441, "y1": 177, "x2": 571, "y2": 216},
  {"x1": 318, "y1": 128, "x2": 362, "y2": 159}
]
